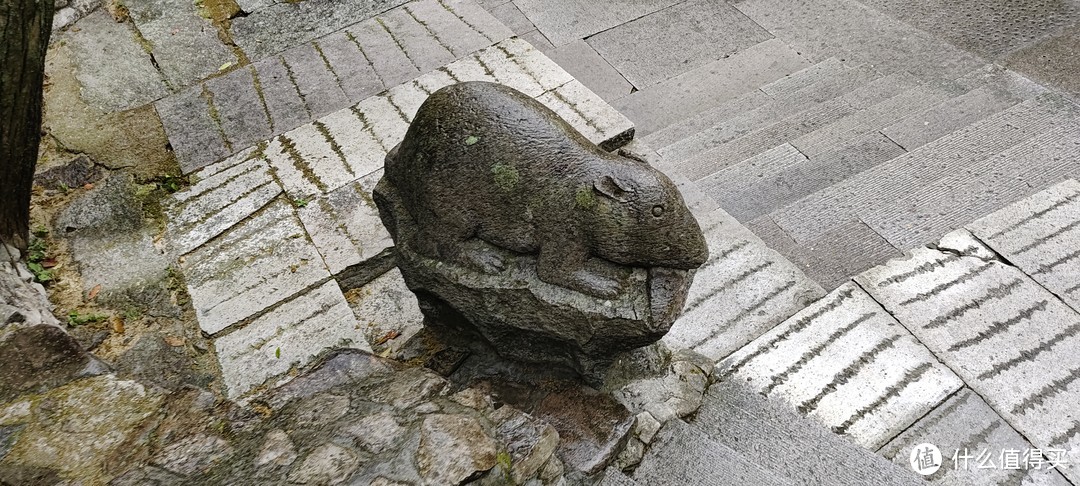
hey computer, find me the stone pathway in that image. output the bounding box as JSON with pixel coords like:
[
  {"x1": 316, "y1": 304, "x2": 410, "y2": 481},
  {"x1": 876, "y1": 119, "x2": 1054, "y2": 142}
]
[{"x1": 12, "y1": 0, "x2": 1080, "y2": 482}]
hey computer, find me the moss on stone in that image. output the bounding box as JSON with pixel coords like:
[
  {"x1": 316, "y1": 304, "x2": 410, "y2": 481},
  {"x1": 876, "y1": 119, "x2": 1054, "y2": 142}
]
[{"x1": 490, "y1": 162, "x2": 520, "y2": 192}]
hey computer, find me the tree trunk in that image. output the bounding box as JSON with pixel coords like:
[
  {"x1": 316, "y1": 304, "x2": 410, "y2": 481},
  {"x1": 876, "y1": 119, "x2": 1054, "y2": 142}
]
[{"x1": 0, "y1": 0, "x2": 54, "y2": 254}]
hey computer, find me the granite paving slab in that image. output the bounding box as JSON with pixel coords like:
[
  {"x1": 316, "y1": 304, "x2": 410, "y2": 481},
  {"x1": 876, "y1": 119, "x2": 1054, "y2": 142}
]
[
  {"x1": 297, "y1": 172, "x2": 391, "y2": 275},
  {"x1": 856, "y1": 230, "x2": 1080, "y2": 482},
  {"x1": 511, "y1": 0, "x2": 680, "y2": 47},
  {"x1": 215, "y1": 280, "x2": 368, "y2": 398},
  {"x1": 734, "y1": 0, "x2": 982, "y2": 81},
  {"x1": 546, "y1": 40, "x2": 634, "y2": 102},
  {"x1": 673, "y1": 71, "x2": 920, "y2": 181},
  {"x1": 968, "y1": 180, "x2": 1080, "y2": 313},
  {"x1": 861, "y1": 118, "x2": 1080, "y2": 249},
  {"x1": 716, "y1": 282, "x2": 963, "y2": 450},
  {"x1": 612, "y1": 38, "x2": 810, "y2": 138},
  {"x1": 343, "y1": 268, "x2": 425, "y2": 357},
  {"x1": 159, "y1": 0, "x2": 513, "y2": 174},
  {"x1": 65, "y1": 10, "x2": 170, "y2": 112},
  {"x1": 180, "y1": 199, "x2": 330, "y2": 336},
  {"x1": 879, "y1": 388, "x2": 1073, "y2": 485},
  {"x1": 228, "y1": 0, "x2": 410, "y2": 60},
  {"x1": 262, "y1": 38, "x2": 627, "y2": 200},
  {"x1": 772, "y1": 94, "x2": 1078, "y2": 244},
  {"x1": 661, "y1": 200, "x2": 825, "y2": 362},
  {"x1": 652, "y1": 63, "x2": 879, "y2": 165},
  {"x1": 125, "y1": 0, "x2": 237, "y2": 89},
  {"x1": 585, "y1": 0, "x2": 771, "y2": 88},
  {"x1": 697, "y1": 379, "x2": 924, "y2": 485},
  {"x1": 632, "y1": 419, "x2": 795, "y2": 485}
]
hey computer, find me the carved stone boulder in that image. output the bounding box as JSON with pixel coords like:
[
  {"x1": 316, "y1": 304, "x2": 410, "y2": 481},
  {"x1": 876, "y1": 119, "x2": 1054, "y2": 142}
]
[{"x1": 373, "y1": 82, "x2": 707, "y2": 382}]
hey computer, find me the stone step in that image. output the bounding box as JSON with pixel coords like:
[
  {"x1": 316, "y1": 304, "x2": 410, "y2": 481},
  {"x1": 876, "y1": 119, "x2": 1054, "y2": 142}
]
[
  {"x1": 734, "y1": 0, "x2": 982, "y2": 81},
  {"x1": 861, "y1": 119, "x2": 1080, "y2": 249},
  {"x1": 631, "y1": 418, "x2": 796, "y2": 485},
  {"x1": 787, "y1": 83, "x2": 954, "y2": 158},
  {"x1": 658, "y1": 180, "x2": 825, "y2": 362},
  {"x1": 671, "y1": 71, "x2": 920, "y2": 181},
  {"x1": 879, "y1": 387, "x2": 1073, "y2": 484},
  {"x1": 157, "y1": 0, "x2": 514, "y2": 173},
  {"x1": 747, "y1": 216, "x2": 901, "y2": 291},
  {"x1": 855, "y1": 229, "x2": 1080, "y2": 483},
  {"x1": 699, "y1": 133, "x2": 905, "y2": 225},
  {"x1": 880, "y1": 66, "x2": 1046, "y2": 152},
  {"x1": 165, "y1": 37, "x2": 632, "y2": 262},
  {"x1": 648, "y1": 61, "x2": 880, "y2": 164},
  {"x1": 609, "y1": 38, "x2": 812, "y2": 138},
  {"x1": 968, "y1": 179, "x2": 1080, "y2": 313},
  {"x1": 695, "y1": 379, "x2": 924, "y2": 485},
  {"x1": 772, "y1": 93, "x2": 1078, "y2": 244},
  {"x1": 715, "y1": 282, "x2": 963, "y2": 450}
]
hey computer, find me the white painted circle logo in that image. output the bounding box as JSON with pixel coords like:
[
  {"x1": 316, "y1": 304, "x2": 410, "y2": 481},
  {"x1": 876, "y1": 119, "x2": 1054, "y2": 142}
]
[{"x1": 910, "y1": 443, "x2": 942, "y2": 475}]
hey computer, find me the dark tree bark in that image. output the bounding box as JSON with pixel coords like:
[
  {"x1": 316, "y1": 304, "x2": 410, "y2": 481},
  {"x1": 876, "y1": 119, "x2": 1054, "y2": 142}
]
[{"x1": 0, "y1": 0, "x2": 53, "y2": 254}]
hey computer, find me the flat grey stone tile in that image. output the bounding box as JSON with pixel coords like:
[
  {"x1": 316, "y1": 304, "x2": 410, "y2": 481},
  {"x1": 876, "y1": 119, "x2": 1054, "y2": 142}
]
[
  {"x1": 758, "y1": 57, "x2": 845, "y2": 97},
  {"x1": 586, "y1": 0, "x2": 771, "y2": 88},
  {"x1": 228, "y1": 0, "x2": 409, "y2": 60},
  {"x1": 252, "y1": 56, "x2": 311, "y2": 135},
  {"x1": 165, "y1": 147, "x2": 282, "y2": 255},
  {"x1": 518, "y1": 29, "x2": 554, "y2": 52},
  {"x1": 650, "y1": 63, "x2": 877, "y2": 160},
  {"x1": 297, "y1": 172, "x2": 392, "y2": 275},
  {"x1": 155, "y1": 86, "x2": 230, "y2": 174},
  {"x1": 280, "y1": 42, "x2": 350, "y2": 120},
  {"x1": 673, "y1": 71, "x2": 919, "y2": 181},
  {"x1": 406, "y1": 0, "x2": 496, "y2": 57},
  {"x1": 735, "y1": 0, "x2": 983, "y2": 81},
  {"x1": 879, "y1": 388, "x2": 1073, "y2": 485},
  {"x1": 346, "y1": 17, "x2": 423, "y2": 90},
  {"x1": 702, "y1": 134, "x2": 905, "y2": 225},
  {"x1": 716, "y1": 282, "x2": 964, "y2": 450},
  {"x1": 861, "y1": 118, "x2": 1080, "y2": 249},
  {"x1": 968, "y1": 180, "x2": 1080, "y2": 313},
  {"x1": 513, "y1": 0, "x2": 680, "y2": 47},
  {"x1": 662, "y1": 206, "x2": 824, "y2": 362},
  {"x1": 612, "y1": 38, "x2": 810, "y2": 138},
  {"x1": 181, "y1": 199, "x2": 330, "y2": 335},
  {"x1": 215, "y1": 280, "x2": 368, "y2": 398},
  {"x1": 377, "y1": 5, "x2": 457, "y2": 73},
  {"x1": 789, "y1": 84, "x2": 952, "y2": 158},
  {"x1": 126, "y1": 0, "x2": 237, "y2": 88},
  {"x1": 314, "y1": 32, "x2": 383, "y2": 104},
  {"x1": 773, "y1": 95, "x2": 1076, "y2": 244},
  {"x1": 441, "y1": 0, "x2": 514, "y2": 44},
  {"x1": 856, "y1": 230, "x2": 1080, "y2": 482},
  {"x1": 203, "y1": 67, "x2": 272, "y2": 151},
  {"x1": 633, "y1": 419, "x2": 795, "y2": 485},
  {"x1": 65, "y1": 11, "x2": 170, "y2": 112},
  {"x1": 547, "y1": 39, "x2": 633, "y2": 102},
  {"x1": 1006, "y1": 25, "x2": 1080, "y2": 100},
  {"x1": 697, "y1": 379, "x2": 925, "y2": 485},
  {"x1": 857, "y1": 0, "x2": 1080, "y2": 59},
  {"x1": 344, "y1": 268, "x2": 425, "y2": 356},
  {"x1": 488, "y1": 1, "x2": 533, "y2": 34}
]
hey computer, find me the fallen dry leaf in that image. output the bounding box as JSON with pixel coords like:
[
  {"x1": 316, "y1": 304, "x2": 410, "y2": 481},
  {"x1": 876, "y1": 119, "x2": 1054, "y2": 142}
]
[
  {"x1": 374, "y1": 330, "x2": 401, "y2": 345},
  {"x1": 87, "y1": 284, "x2": 102, "y2": 300},
  {"x1": 164, "y1": 335, "x2": 185, "y2": 347},
  {"x1": 111, "y1": 316, "x2": 125, "y2": 334}
]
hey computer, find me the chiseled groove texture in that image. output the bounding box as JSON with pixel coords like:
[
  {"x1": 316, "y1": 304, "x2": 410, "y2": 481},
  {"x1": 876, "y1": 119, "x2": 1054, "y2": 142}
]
[
  {"x1": 716, "y1": 282, "x2": 961, "y2": 449},
  {"x1": 773, "y1": 94, "x2": 1073, "y2": 243},
  {"x1": 160, "y1": 0, "x2": 512, "y2": 175},
  {"x1": 856, "y1": 230, "x2": 1080, "y2": 482},
  {"x1": 674, "y1": 71, "x2": 919, "y2": 181},
  {"x1": 969, "y1": 180, "x2": 1080, "y2": 313}
]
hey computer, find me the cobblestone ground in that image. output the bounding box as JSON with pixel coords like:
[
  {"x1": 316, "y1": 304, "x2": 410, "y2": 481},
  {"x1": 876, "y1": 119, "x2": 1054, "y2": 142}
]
[{"x1": 4, "y1": 0, "x2": 1080, "y2": 483}]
